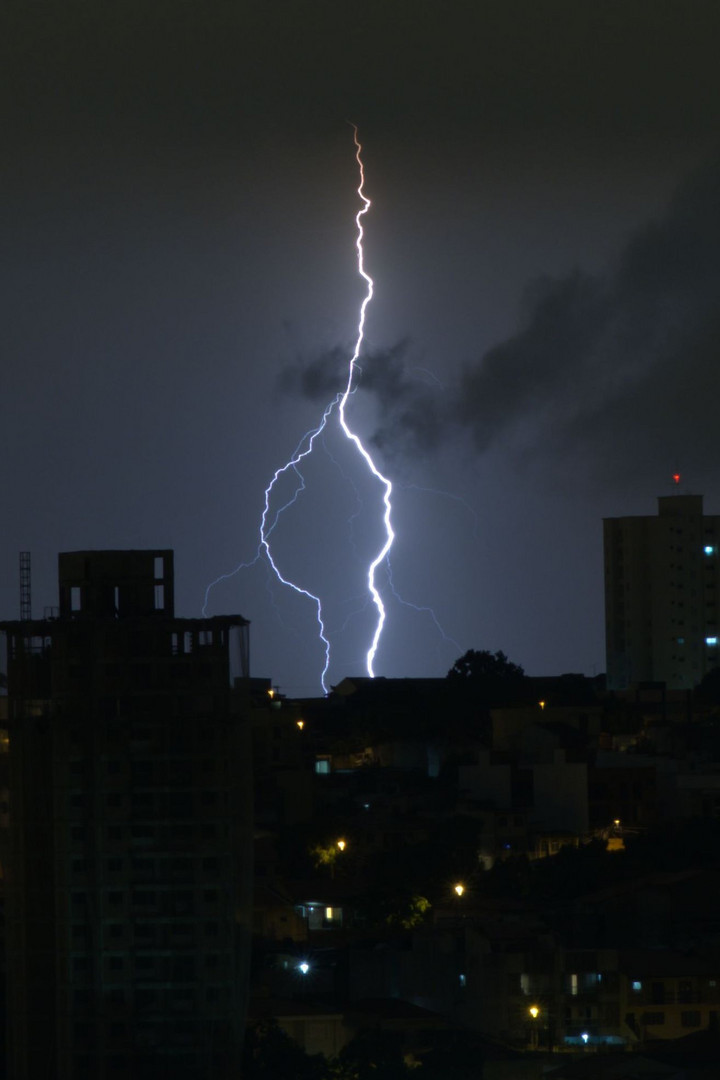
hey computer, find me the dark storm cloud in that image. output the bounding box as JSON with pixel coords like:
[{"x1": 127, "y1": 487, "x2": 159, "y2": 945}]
[
  {"x1": 453, "y1": 152, "x2": 720, "y2": 481},
  {"x1": 280, "y1": 153, "x2": 720, "y2": 487},
  {"x1": 454, "y1": 271, "x2": 611, "y2": 453},
  {"x1": 277, "y1": 346, "x2": 349, "y2": 401},
  {"x1": 277, "y1": 340, "x2": 444, "y2": 458}
]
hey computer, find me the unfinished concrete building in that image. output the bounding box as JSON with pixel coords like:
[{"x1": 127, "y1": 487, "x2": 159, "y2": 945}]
[{"x1": 0, "y1": 550, "x2": 255, "y2": 1079}]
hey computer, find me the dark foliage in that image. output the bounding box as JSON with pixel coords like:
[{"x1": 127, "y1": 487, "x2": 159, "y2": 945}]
[
  {"x1": 447, "y1": 649, "x2": 528, "y2": 707},
  {"x1": 419, "y1": 1031, "x2": 486, "y2": 1080},
  {"x1": 243, "y1": 1020, "x2": 329, "y2": 1080},
  {"x1": 334, "y1": 1029, "x2": 416, "y2": 1080}
]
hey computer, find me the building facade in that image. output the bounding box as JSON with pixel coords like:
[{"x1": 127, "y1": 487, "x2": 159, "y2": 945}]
[
  {"x1": 0, "y1": 550, "x2": 254, "y2": 1080},
  {"x1": 604, "y1": 494, "x2": 720, "y2": 690}
]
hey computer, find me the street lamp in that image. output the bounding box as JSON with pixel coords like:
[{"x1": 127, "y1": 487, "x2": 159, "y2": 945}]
[
  {"x1": 337, "y1": 838, "x2": 346, "y2": 852},
  {"x1": 528, "y1": 1005, "x2": 540, "y2": 1050},
  {"x1": 454, "y1": 883, "x2": 465, "y2": 897}
]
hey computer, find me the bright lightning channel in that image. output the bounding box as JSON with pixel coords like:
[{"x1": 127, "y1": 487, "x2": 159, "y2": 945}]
[
  {"x1": 337, "y1": 124, "x2": 394, "y2": 679},
  {"x1": 205, "y1": 124, "x2": 393, "y2": 695}
]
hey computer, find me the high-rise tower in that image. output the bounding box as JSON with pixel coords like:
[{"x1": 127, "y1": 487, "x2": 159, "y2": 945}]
[
  {"x1": 604, "y1": 494, "x2": 720, "y2": 690},
  {"x1": 0, "y1": 550, "x2": 254, "y2": 1079}
]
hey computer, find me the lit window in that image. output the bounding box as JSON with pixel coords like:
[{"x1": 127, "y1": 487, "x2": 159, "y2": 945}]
[
  {"x1": 459, "y1": 973, "x2": 466, "y2": 987},
  {"x1": 706, "y1": 637, "x2": 718, "y2": 646},
  {"x1": 315, "y1": 758, "x2": 330, "y2": 775},
  {"x1": 705, "y1": 546, "x2": 716, "y2": 555},
  {"x1": 632, "y1": 980, "x2": 642, "y2": 992}
]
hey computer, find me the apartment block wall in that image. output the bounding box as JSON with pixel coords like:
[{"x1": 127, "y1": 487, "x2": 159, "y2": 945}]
[
  {"x1": 604, "y1": 494, "x2": 720, "y2": 690},
  {"x1": 0, "y1": 550, "x2": 254, "y2": 1080}
]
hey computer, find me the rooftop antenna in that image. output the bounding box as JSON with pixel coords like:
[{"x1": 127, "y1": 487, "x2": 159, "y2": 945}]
[{"x1": 19, "y1": 551, "x2": 31, "y2": 622}]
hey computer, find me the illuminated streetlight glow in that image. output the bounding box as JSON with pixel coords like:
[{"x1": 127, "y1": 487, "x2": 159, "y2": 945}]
[
  {"x1": 296, "y1": 719, "x2": 305, "y2": 730},
  {"x1": 529, "y1": 1005, "x2": 540, "y2": 1019},
  {"x1": 298, "y1": 962, "x2": 310, "y2": 975},
  {"x1": 337, "y1": 839, "x2": 346, "y2": 852},
  {"x1": 454, "y1": 883, "x2": 465, "y2": 897}
]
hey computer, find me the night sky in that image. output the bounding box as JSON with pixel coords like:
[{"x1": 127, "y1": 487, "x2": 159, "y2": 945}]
[{"x1": 3, "y1": 2, "x2": 720, "y2": 695}]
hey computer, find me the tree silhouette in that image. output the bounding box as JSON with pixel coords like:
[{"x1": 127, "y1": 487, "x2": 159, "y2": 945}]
[{"x1": 447, "y1": 649, "x2": 527, "y2": 706}]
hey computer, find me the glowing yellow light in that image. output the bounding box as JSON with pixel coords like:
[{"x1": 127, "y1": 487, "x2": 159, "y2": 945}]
[
  {"x1": 267, "y1": 688, "x2": 275, "y2": 699},
  {"x1": 325, "y1": 906, "x2": 334, "y2": 919},
  {"x1": 538, "y1": 701, "x2": 546, "y2": 710},
  {"x1": 454, "y1": 883, "x2": 465, "y2": 897},
  {"x1": 613, "y1": 819, "x2": 620, "y2": 827},
  {"x1": 529, "y1": 1005, "x2": 540, "y2": 1019},
  {"x1": 296, "y1": 719, "x2": 305, "y2": 730},
  {"x1": 337, "y1": 839, "x2": 346, "y2": 852}
]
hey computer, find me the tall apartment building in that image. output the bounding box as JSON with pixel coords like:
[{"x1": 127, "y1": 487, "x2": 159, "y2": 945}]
[
  {"x1": 0, "y1": 550, "x2": 255, "y2": 1079},
  {"x1": 604, "y1": 494, "x2": 720, "y2": 690}
]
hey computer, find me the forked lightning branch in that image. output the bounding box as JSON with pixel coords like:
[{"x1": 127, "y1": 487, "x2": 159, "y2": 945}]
[{"x1": 205, "y1": 126, "x2": 394, "y2": 695}]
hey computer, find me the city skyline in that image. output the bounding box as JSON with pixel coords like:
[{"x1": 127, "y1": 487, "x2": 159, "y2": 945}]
[{"x1": 3, "y1": 3, "x2": 720, "y2": 695}]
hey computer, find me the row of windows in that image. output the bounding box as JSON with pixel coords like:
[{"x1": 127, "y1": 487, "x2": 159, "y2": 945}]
[
  {"x1": 641, "y1": 1010, "x2": 703, "y2": 1027},
  {"x1": 71, "y1": 918, "x2": 222, "y2": 937},
  {"x1": 72, "y1": 984, "x2": 232, "y2": 1010},
  {"x1": 85, "y1": 694, "x2": 221, "y2": 722},
  {"x1": 71, "y1": 890, "x2": 228, "y2": 915},
  {"x1": 71, "y1": 954, "x2": 226, "y2": 975},
  {"x1": 71, "y1": 855, "x2": 223, "y2": 874},
  {"x1": 69, "y1": 791, "x2": 229, "y2": 816},
  {"x1": 71, "y1": 921, "x2": 220, "y2": 941},
  {"x1": 69, "y1": 758, "x2": 223, "y2": 777}
]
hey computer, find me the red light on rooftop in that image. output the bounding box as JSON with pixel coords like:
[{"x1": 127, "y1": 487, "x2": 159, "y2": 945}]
[{"x1": 672, "y1": 473, "x2": 681, "y2": 485}]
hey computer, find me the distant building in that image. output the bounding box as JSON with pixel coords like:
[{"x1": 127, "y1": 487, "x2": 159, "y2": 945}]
[
  {"x1": 604, "y1": 493, "x2": 720, "y2": 690},
  {"x1": 0, "y1": 550, "x2": 255, "y2": 1080}
]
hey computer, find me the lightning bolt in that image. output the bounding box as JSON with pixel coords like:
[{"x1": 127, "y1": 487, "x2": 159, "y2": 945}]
[
  {"x1": 337, "y1": 124, "x2": 394, "y2": 678},
  {"x1": 205, "y1": 124, "x2": 393, "y2": 695}
]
